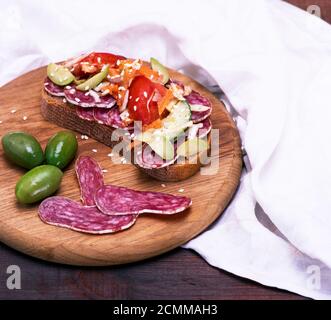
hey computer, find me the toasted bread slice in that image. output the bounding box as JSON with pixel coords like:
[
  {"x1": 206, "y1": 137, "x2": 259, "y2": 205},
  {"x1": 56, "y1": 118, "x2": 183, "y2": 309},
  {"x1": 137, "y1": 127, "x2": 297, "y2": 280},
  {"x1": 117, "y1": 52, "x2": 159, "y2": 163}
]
[
  {"x1": 41, "y1": 90, "x2": 123, "y2": 148},
  {"x1": 41, "y1": 89, "x2": 211, "y2": 182}
]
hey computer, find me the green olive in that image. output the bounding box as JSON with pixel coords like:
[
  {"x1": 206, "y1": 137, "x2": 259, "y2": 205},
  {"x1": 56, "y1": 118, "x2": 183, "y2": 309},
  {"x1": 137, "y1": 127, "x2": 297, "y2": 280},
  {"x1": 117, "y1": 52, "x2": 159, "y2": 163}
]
[
  {"x1": 2, "y1": 132, "x2": 44, "y2": 169},
  {"x1": 15, "y1": 165, "x2": 63, "y2": 204},
  {"x1": 45, "y1": 131, "x2": 78, "y2": 169}
]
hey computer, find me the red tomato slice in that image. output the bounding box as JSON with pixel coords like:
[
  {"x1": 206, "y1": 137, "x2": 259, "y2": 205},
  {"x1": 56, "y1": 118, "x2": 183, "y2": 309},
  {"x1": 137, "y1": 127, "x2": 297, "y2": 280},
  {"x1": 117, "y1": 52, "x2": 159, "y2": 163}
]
[
  {"x1": 81, "y1": 52, "x2": 125, "y2": 67},
  {"x1": 72, "y1": 52, "x2": 125, "y2": 77},
  {"x1": 127, "y1": 76, "x2": 165, "y2": 126}
]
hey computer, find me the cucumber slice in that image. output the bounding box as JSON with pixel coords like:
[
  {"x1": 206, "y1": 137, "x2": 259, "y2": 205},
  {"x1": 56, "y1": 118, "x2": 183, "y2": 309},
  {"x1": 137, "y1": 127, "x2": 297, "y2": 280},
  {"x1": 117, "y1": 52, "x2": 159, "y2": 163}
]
[
  {"x1": 134, "y1": 100, "x2": 192, "y2": 159},
  {"x1": 76, "y1": 65, "x2": 109, "y2": 91},
  {"x1": 73, "y1": 78, "x2": 86, "y2": 85},
  {"x1": 148, "y1": 136, "x2": 175, "y2": 160},
  {"x1": 162, "y1": 100, "x2": 191, "y2": 132},
  {"x1": 150, "y1": 57, "x2": 170, "y2": 84},
  {"x1": 177, "y1": 137, "x2": 209, "y2": 158},
  {"x1": 47, "y1": 63, "x2": 74, "y2": 86}
]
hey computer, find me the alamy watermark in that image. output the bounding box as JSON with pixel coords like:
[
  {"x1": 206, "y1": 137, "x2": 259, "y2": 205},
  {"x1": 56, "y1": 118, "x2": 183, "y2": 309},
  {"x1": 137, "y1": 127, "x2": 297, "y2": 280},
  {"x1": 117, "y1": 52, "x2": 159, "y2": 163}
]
[
  {"x1": 108, "y1": 121, "x2": 220, "y2": 176},
  {"x1": 6, "y1": 265, "x2": 21, "y2": 290},
  {"x1": 306, "y1": 264, "x2": 321, "y2": 291}
]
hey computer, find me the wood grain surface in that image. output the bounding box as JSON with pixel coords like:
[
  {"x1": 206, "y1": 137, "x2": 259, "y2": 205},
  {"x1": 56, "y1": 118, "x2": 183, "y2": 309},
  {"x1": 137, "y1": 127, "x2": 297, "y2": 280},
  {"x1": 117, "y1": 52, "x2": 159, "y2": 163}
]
[{"x1": 0, "y1": 67, "x2": 242, "y2": 266}]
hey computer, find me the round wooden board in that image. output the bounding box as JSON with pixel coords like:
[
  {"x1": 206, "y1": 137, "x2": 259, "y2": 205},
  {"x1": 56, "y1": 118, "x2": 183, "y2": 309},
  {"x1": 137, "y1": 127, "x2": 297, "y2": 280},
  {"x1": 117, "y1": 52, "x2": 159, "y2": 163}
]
[{"x1": 0, "y1": 66, "x2": 242, "y2": 266}]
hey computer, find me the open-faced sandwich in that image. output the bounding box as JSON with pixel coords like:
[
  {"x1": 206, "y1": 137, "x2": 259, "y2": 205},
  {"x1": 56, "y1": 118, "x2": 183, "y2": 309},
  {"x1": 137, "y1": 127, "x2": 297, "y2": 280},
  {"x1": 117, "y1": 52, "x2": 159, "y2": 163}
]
[{"x1": 41, "y1": 52, "x2": 212, "y2": 181}]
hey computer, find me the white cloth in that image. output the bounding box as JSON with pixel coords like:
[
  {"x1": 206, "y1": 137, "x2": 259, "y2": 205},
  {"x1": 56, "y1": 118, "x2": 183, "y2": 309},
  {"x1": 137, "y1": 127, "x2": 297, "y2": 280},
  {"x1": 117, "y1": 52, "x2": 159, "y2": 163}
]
[{"x1": 2, "y1": 0, "x2": 331, "y2": 299}]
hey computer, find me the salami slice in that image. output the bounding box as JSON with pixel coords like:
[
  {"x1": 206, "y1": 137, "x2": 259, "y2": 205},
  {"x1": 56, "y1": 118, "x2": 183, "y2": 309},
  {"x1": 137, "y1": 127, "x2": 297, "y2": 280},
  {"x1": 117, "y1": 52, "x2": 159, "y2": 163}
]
[
  {"x1": 107, "y1": 107, "x2": 125, "y2": 128},
  {"x1": 185, "y1": 91, "x2": 212, "y2": 123},
  {"x1": 93, "y1": 107, "x2": 112, "y2": 125},
  {"x1": 44, "y1": 77, "x2": 65, "y2": 97},
  {"x1": 76, "y1": 106, "x2": 95, "y2": 121},
  {"x1": 95, "y1": 185, "x2": 192, "y2": 215},
  {"x1": 39, "y1": 196, "x2": 137, "y2": 234},
  {"x1": 198, "y1": 117, "x2": 212, "y2": 138},
  {"x1": 135, "y1": 143, "x2": 178, "y2": 169},
  {"x1": 75, "y1": 156, "x2": 104, "y2": 206},
  {"x1": 64, "y1": 87, "x2": 116, "y2": 109},
  {"x1": 187, "y1": 118, "x2": 212, "y2": 139}
]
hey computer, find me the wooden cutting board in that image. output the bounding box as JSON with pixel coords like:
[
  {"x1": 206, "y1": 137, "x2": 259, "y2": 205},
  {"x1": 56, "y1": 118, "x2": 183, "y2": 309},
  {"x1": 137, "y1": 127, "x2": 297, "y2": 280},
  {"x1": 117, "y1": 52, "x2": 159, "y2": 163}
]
[{"x1": 0, "y1": 66, "x2": 242, "y2": 266}]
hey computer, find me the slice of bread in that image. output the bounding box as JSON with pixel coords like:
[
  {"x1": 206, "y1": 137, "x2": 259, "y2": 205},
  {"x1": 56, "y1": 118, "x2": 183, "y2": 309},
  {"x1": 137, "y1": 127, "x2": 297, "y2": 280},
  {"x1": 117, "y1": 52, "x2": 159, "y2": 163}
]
[
  {"x1": 41, "y1": 82, "x2": 211, "y2": 182},
  {"x1": 41, "y1": 89, "x2": 121, "y2": 148}
]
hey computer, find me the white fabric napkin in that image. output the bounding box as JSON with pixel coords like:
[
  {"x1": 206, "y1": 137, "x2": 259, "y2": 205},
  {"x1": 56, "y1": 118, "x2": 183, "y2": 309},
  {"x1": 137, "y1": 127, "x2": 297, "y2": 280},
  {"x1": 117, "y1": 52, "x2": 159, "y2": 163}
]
[{"x1": 2, "y1": 0, "x2": 331, "y2": 299}]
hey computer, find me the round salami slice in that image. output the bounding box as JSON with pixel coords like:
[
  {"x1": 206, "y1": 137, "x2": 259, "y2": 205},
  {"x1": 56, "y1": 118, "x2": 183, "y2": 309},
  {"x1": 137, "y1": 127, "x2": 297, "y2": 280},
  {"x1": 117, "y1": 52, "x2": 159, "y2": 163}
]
[
  {"x1": 185, "y1": 91, "x2": 212, "y2": 123},
  {"x1": 64, "y1": 87, "x2": 95, "y2": 107},
  {"x1": 39, "y1": 196, "x2": 137, "y2": 234},
  {"x1": 64, "y1": 87, "x2": 116, "y2": 109},
  {"x1": 107, "y1": 107, "x2": 125, "y2": 128},
  {"x1": 135, "y1": 143, "x2": 178, "y2": 169},
  {"x1": 93, "y1": 107, "x2": 112, "y2": 125},
  {"x1": 44, "y1": 77, "x2": 65, "y2": 97},
  {"x1": 75, "y1": 156, "x2": 104, "y2": 206},
  {"x1": 187, "y1": 118, "x2": 212, "y2": 139},
  {"x1": 198, "y1": 117, "x2": 212, "y2": 138},
  {"x1": 76, "y1": 106, "x2": 95, "y2": 121},
  {"x1": 97, "y1": 96, "x2": 117, "y2": 109},
  {"x1": 95, "y1": 185, "x2": 192, "y2": 215}
]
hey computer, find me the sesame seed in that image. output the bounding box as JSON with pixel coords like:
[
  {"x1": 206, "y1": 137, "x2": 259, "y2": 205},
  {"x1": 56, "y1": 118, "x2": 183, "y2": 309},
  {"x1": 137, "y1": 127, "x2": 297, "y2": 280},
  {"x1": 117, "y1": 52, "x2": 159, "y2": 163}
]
[
  {"x1": 143, "y1": 91, "x2": 148, "y2": 98},
  {"x1": 11, "y1": 109, "x2": 17, "y2": 113},
  {"x1": 118, "y1": 94, "x2": 122, "y2": 99},
  {"x1": 0, "y1": 120, "x2": 2, "y2": 124},
  {"x1": 97, "y1": 57, "x2": 101, "y2": 64},
  {"x1": 63, "y1": 98, "x2": 67, "y2": 103},
  {"x1": 92, "y1": 149, "x2": 97, "y2": 153},
  {"x1": 44, "y1": 82, "x2": 49, "y2": 86},
  {"x1": 178, "y1": 188, "x2": 185, "y2": 193},
  {"x1": 84, "y1": 86, "x2": 90, "y2": 90},
  {"x1": 161, "y1": 184, "x2": 166, "y2": 188},
  {"x1": 133, "y1": 105, "x2": 137, "y2": 111},
  {"x1": 69, "y1": 89, "x2": 76, "y2": 94},
  {"x1": 22, "y1": 116, "x2": 28, "y2": 121},
  {"x1": 135, "y1": 97, "x2": 140, "y2": 102},
  {"x1": 102, "y1": 169, "x2": 108, "y2": 173},
  {"x1": 116, "y1": 60, "x2": 121, "y2": 66},
  {"x1": 85, "y1": 92, "x2": 90, "y2": 96},
  {"x1": 129, "y1": 96, "x2": 132, "y2": 100},
  {"x1": 150, "y1": 75, "x2": 154, "y2": 79},
  {"x1": 108, "y1": 153, "x2": 113, "y2": 157},
  {"x1": 121, "y1": 157, "x2": 127, "y2": 164},
  {"x1": 75, "y1": 97, "x2": 81, "y2": 102},
  {"x1": 65, "y1": 86, "x2": 71, "y2": 89},
  {"x1": 118, "y1": 86, "x2": 125, "y2": 91}
]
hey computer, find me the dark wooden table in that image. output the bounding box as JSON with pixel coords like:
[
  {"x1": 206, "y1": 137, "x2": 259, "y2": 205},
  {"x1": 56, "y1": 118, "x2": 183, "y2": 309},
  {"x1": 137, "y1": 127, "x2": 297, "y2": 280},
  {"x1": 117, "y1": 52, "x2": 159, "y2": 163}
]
[
  {"x1": 0, "y1": 0, "x2": 328, "y2": 300},
  {"x1": 0, "y1": 243, "x2": 304, "y2": 300}
]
